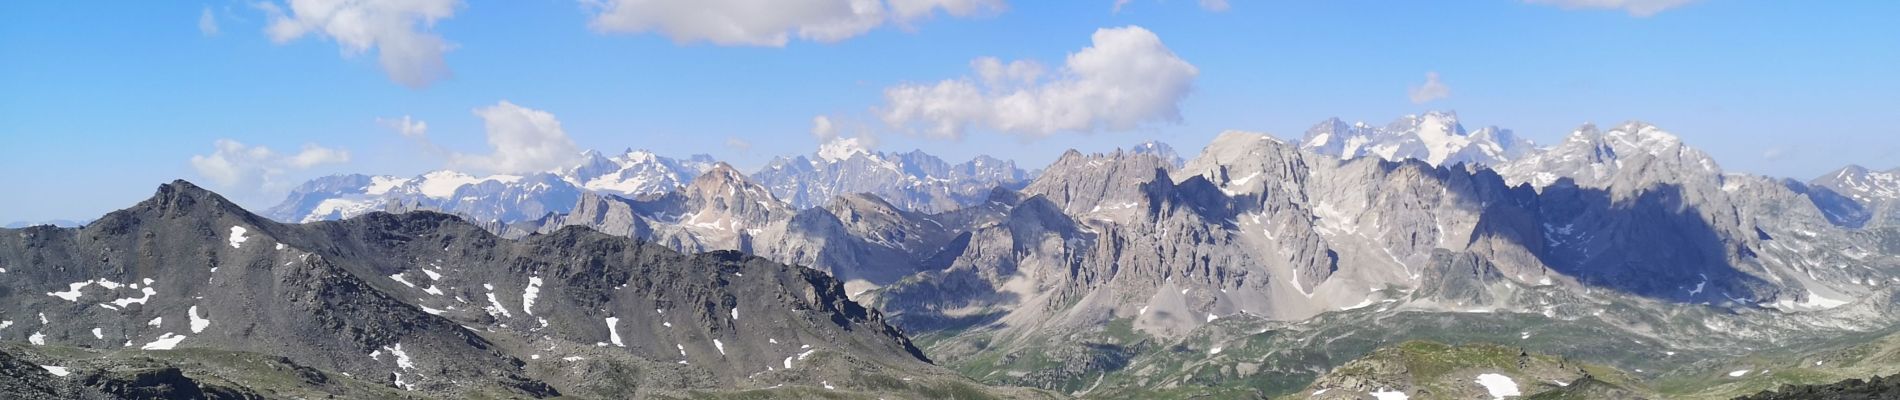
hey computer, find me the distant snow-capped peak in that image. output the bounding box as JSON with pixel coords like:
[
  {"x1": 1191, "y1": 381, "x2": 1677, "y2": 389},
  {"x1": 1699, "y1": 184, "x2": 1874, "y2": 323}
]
[
  {"x1": 269, "y1": 150, "x2": 714, "y2": 224},
  {"x1": 817, "y1": 137, "x2": 871, "y2": 163},
  {"x1": 562, "y1": 149, "x2": 715, "y2": 196},
  {"x1": 1299, "y1": 111, "x2": 1534, "y2": 167},
  {"x1": 1494, "y1": 121, "x2": 1718, "y2": 188},
  {"x1": 753, "y1": 140, "x2": 1031, "y2": 212}
]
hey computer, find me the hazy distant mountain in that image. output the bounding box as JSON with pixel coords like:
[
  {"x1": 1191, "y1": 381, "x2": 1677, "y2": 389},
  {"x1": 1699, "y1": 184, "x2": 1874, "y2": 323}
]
[
  {"x1": 752, "y1": 138, "x2": 1033, "y2": 213},
  {"x1": 526, "y1": 162, "x2": 957, "y2": 297},
  {"x1": 1130, "y1": 139, "x2": 1184, "y2": 168},
  {"x1": 1807, "y1": 164, "x2": 1900, "y2": 228},
  {"x1": 267, "y1": 149, "x2": 716, "y2": 224},
  {"x1": 1493, "y1": 121, "x2": 1722, "y2": 189},
  {"x1": 2, "y1": 219, "x2": 87, "y2": 229},
  {"x1": 271, "y1": 143, "x2": 1034, "y2": 225}
]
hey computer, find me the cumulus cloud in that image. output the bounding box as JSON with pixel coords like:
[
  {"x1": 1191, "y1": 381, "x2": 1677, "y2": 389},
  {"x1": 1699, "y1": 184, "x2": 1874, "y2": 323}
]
[
  {"x1": 189, "y1": 139, "x2": 351, "y2": 192},
  {"x1": 450, "y1": 101, "x2": 582, "y2": 174},
  {"x1": 199, "y1": 6, "x2": 220, "y2": 36},
  {"x1": 1525, "y1": 0, "x2": 1695, "y2": 17},
  {"x1": 876, "y1": 25, "x2": 1197, "y2": 139},
  {"x1": 1408, "y1": 71, "x2": 1450, "y2": 104},
  {"x1": 583, "y1": 0, "x2": 1003, "y2": 46},
  {"x1": 262, "y1": 0, "x2": 460, "y2": 88}
]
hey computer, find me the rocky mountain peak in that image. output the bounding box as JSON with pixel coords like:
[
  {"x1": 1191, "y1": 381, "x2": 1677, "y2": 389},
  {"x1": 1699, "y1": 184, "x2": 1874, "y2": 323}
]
[
  {"x1": 133, "y1": 180, "x2": 256, "y2": 221},
  {"x1": 1812, "y1": 164, "x2": 1900, "y2": 204},
  {"x1": 685, "y1": 163, "x2": 777, "y2": 206},
  {"x1": 564, "y1": 149, "x2": 618, "y2": 179}
]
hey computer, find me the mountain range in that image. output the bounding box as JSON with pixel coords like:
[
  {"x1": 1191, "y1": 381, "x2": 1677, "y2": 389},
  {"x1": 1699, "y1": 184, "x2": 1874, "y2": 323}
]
[
  {"x1": 0, "y1": 180, "x2": 1049, "y2": 398},
  {"x1": 6, "y1": 111, "x2": 1900, "y2": 399},
  {"x1": 267, "y1": 143, "x2": 1034, "y2": 226}
]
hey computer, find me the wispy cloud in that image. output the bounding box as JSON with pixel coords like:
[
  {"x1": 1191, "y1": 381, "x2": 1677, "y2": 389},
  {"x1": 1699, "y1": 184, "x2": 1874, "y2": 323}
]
[
  {"x1": 198, "y1": 6, "x2": 220, "y2": 36},
  {"x1": 1114, "y1": 0, "x2": 1229, "y2": 13},
  {"x1": 584, "y1": 0, "x2": 1004, "y2": 46},
  {"x1": 1525, "y1": 0, "x2": 1696, "y2": 17},
  {"x1": 189, "y1": 139, "x2": 350, "y2": 193},
  {"x1": 1409, "y1": 71, "x2": 1451, "y2": 104},
  {"x1": 261, "y1": 0, "x2": 461, "y2": 88},
  {"x1": 724, "y1": 136, "x2": 753, "y2": 152},
  {"x1": 377, "y1": 114, "x2": 444, "y2": 156},
  {"x1": 1762, "y1": 145, "x2": 1796, "y2": 161},
  {"x1": 874, "y1": 25, "x2": 1198, "y2": 139}
]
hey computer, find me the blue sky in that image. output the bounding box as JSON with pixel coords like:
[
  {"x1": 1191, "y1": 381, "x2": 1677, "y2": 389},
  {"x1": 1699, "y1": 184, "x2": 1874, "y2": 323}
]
[{"x1": 2, "y1": 0, "x2": 1897, "y2": 222}]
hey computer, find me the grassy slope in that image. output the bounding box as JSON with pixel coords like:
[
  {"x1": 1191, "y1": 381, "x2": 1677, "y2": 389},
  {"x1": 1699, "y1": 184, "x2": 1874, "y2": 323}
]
[{"x1": 918, "y1": 299, "x2": 1900, "y2": 400}]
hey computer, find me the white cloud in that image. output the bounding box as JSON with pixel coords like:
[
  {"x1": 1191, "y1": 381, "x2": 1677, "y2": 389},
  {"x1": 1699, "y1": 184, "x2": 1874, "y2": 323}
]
[
  {"x1": 450, "y1": 101, "x2": 582, "y2": 174},
  {"x1": 190, "y1": 139, "x2": 351, "y2": 191},
  {"x1": 583, "y1": 0, "x2": 1003, "y2": 46},
  {"x1": 262, "y1": 0, "x2": 460, "y2": 88},
  {"x1": 1408, "y1": 71, "x2": 1450, "y2": 104},
  {"x1": 876, "y1": 25, "x2": 1197, "y2": 139},
  {"x1": 199, "y1": 7, "x2": 220, "y2": 36},
  {"x1": 1525, "y1": 0, "x2": 1695, "y2": 17},
  {"x1": 972, "y1": 57, "x2": 1044, "y2": 89}
]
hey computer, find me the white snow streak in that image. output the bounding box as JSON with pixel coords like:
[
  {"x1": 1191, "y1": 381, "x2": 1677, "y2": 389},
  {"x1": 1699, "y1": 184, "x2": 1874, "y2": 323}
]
[
  {"x1": 1474, "y1": 373, "x2": 1519, "y2": 399},
  {"x1": 189, "y1": 305, "x2": 211, "y2": 333},
  {"x1": 228, "y1": 226, "x2": 249, "y2": 249},
  {"x1": 485, "y1": 290, "x2": 512, "y2": 318},
  {"x1": 1370, "y1": 389, "x2": 1409, "y2": 400},
  {"x1": 142, "y1": 333, "x2": 187, "y2": 350},
  {"x1": 388, "y1": 343, "x2": 415, "y2": 370},
  {"x1": 523, "y1": 276, "x2": 543, "y2": 315},
  {"x1": 605, "y1": 317, "x2": 625, "y2": 347}
]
